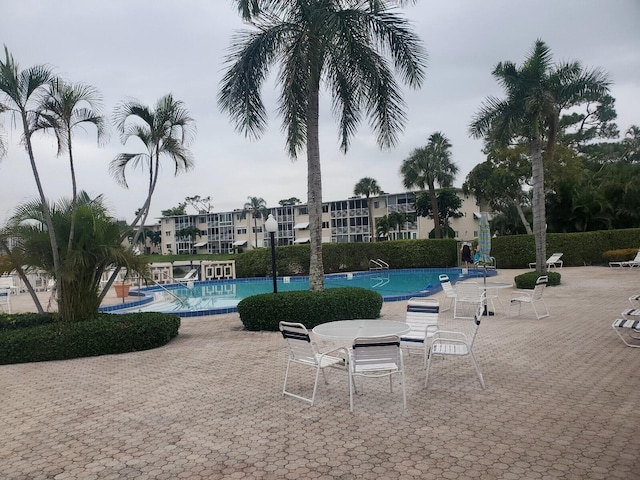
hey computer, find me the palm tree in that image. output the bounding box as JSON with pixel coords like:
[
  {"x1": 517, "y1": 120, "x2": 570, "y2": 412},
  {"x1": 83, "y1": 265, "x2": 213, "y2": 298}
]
[
  {"x1": 400, "y1": 132, "x2": 458, "y2": 238},
  {"x1": 470, "y1": 39, "x2": 610, "y2": 271},
  {"x1": 3, "y1": 193, "x2": 148, "y2": 322},
  {"x1": 219, "y1": 1, "x2": 426, "y2": 290},
  {"x1": 110, "y1": 93, "x2": 196, "y2": 246},
  {"x1": 242, "y1": 196, "x2": 268, "y2": 248},
  {"x1": 354, "y1": 177, "x2": 382, "y2": 242},
  {"x1": 35, "y1": 79, "x2": 109, "y2": 251},
  {"x1": 0, "y1": 47, "x2": 62, "y2": 300},
  {"x1": 387, "y1": 211, "x2": 407, "y2": 239}
]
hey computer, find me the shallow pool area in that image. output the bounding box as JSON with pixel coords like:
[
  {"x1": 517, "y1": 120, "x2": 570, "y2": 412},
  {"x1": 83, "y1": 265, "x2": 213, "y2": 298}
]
[{"x1": 101, "y1": 268, "x2": 495, "y2": 317}]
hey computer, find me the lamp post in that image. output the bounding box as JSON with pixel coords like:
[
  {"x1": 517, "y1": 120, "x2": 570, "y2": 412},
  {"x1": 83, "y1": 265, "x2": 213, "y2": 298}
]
[{"x1": 264, "y1": 214, "x2": 278, "y2": 293}]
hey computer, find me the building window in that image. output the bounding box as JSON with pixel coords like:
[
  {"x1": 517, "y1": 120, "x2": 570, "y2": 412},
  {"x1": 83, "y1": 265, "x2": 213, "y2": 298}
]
[
  {"x1": 322, "y1": 221, "x2": 329, "y2": 229},
  {"x1": 473, "y1": 231, "x2": 478, "y2": 237},
  {"x1": 237, "y1": 227, "x2": 247, "y2": 235},
  {"x1": 298, "y1": 207, "x2": 308, "y2": 215},
  {"x1": 165, "y1": 244, "x2": 171, "y2": 249},
  {"x1": 252, "y1": 226, "x2": 263, "y2": 233},
  {"x1": 165, "y1": 231, "x2": 171, "y2": 236}
]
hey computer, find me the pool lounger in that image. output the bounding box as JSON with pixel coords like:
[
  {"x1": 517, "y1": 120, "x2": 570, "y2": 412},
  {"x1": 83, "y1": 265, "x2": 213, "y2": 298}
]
[{"x1": 612, "y1": 311, "x2": 640, "y2": 348}]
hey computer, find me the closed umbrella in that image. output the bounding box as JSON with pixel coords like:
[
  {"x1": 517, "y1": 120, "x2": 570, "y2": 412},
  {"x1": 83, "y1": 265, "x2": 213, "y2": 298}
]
[{"x1": 478, "y1": 213, "x2": 492, "y2": 316}]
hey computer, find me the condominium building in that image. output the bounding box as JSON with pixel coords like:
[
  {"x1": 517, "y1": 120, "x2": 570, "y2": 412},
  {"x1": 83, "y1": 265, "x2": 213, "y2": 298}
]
[{"x1": 158, "y1": 190, "x2": 488, "y2": 255}]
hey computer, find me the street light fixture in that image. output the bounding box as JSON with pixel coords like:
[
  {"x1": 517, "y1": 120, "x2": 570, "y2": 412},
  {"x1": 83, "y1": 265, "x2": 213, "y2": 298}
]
[{"x1": 264, "y1": 214, "x2": 278, "y2": 294}]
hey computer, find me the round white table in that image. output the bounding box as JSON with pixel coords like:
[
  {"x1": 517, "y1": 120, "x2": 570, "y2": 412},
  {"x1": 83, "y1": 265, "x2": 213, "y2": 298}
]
[
  {"x1": 478, "y1": 282, "x2": 513, "y2": 315},
  {"x1": 312, "y1": 319, "x2": 410, "y2": 341}
]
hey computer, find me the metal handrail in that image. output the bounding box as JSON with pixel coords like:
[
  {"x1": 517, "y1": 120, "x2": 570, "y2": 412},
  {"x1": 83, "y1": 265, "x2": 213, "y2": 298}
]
[
  {"x1": 369, "y1": 259, "x2": 389, "y2": 270},
  {"x1": 145, "y1": 273, "x2": 187, "y2": 306}
]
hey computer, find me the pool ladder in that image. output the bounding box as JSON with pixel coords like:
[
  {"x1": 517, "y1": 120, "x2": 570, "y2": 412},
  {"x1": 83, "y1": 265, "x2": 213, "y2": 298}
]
[{"x1": 369, "y1": 259, "x2": 389, "y2": 271}]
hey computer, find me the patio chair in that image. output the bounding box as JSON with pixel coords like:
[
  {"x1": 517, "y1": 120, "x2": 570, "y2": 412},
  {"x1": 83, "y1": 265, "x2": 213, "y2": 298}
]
[
  {"x1": 0, "y1": 286, "x2": 11, "y2": 314},
  {"x1": 609, "y1": 249, "x2": 640, "y2": 268},
  {"x1": 629, "y1": 295, "x2": 640, "y2": 309},
  {"x1": 400, "y1": 298, "x2": 439, "y2": 366},
  {"x1": 529, "y1": 253, "x2": 563, "y2": 269},
  {"x1": 279, "y1": 321, "x2": 348, "y2": 406},
  {"x1": 438, "y1": 274, "x2": 457, "y2": 311},
  {"x1": 174, "y1": 268, "x2": 199, "y2": 282},
  {"x1": 454, "y1": 282, "x2": 485, "y2": 319},
  {"x1": 612, "y1": 312, "x2": 640, "y2": 348},
  {"x1": 509, "y1": 276, "x2": 549, "y2": 319},
  {"x1": 349, "y1": 335, "x2": 406, "y2": 412},
  {"x1": 0, "y1": 275, "x2": 19, "y2": 295},
  {"x1": 426, "y1": 303, "x2": 485, "y2": 390}
]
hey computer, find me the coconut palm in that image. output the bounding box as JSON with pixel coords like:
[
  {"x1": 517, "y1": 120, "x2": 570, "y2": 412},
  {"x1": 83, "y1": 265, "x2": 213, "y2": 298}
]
[
  {"x1": 110, "y1": 93, "x2": 196, "y2": 246},
  {"x1": 242, "y1": 196, "x2": 268, "y2": 248},
  {"x1": 387, "y1": 210, "x2": 407, "y2": 239},
  {"x1": 354, "y1": 177, "x2": 382, "y2": 242},
  {"x1": 35, "y1": 79, "x2": 109, "y2": 251},
  {"x1": 400, "y1": 132, "x2": 458, "y2": 238},
  {"x1": 220, "y1": 0, "x2": 426, "y2": 290},
  {"x1": 470, "y1": 39, "x2": 610, "y2": 271},
  {"x1": 0, "y1": 46, "x2": 62, "y2": 299},
  {"x1": 2, "y1": 193, "x2": 148, "y2": 322}
]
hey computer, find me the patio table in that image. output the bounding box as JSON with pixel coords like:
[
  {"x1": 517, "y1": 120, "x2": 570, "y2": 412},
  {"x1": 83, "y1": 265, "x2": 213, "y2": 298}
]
[
  {"x1": 479, "y1": 282, "x2": 513, "y2": 315},
  {"x1": 312, "y1": 319, "x2": 410, "y2": 342}
]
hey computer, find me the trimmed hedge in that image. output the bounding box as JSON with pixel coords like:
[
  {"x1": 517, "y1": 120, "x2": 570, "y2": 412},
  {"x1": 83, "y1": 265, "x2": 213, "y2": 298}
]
[
  {"x1": 514, "y1": 271, "x2": 561, "y2": 289},
  {"x1": 237, "y1": 287, "x2": 383, "y2": 331},
  {"x1": 235, "y1": 239, "x2": 457, "y2": 278},
  {"x1": 0, "y1": 312, "x2": 180, "y2": 365},
  {"x1": 602, "y1": 248, "x2": 639, "y2": 262}
]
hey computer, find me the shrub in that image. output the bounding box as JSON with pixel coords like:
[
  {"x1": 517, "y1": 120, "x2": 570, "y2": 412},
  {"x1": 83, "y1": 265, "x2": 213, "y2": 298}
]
[
  {"x1": 513, "y1": 271, "x2": 561, "y2": 289},
  {"x1": 0, "y1": 312, "x2": 59, "y2": 331},
  {"x1": 237, "y1": 287, "x2": 383, "y2": 331},
  {"x1": 602, "y1": 248, "x2": 639, "y2": 262},
  {"x1": 0, "y1": 312, "x2": 180, "y2": 365}
]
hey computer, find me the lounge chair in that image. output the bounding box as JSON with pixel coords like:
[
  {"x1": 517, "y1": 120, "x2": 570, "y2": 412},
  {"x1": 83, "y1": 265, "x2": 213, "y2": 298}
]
[
  {"x1": 609, "y1": 249, "x2": 640, "y2": 268},
  {"x1": 612, "y1": 308, "x2": 640, "y2": 347},
  {"x1": 438, "y1": 274, "x2": 457, "y2": 311},
  {"x1": 529, "y1": 253, "x2": 563, "y2": 269},
  {"x1": 629, "y1": 295, "x2": 640, "y2": 309},
  {"x1": 173, "y1": 268, "x2": 199, "y2": 282}
]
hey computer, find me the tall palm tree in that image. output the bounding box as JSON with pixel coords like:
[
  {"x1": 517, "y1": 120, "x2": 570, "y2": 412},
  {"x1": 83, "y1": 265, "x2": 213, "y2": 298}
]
[
  {"x1": 469, "y1": 39, "x2": 610, "y2": 271},
  {"x1": 242, "y1": 196, "x2": 268, "y2": 248},
  {"x1": 35, "y1": 79, "x2": 109, "y2": 251},
  {"x1": 354, "y1": 177, "x2": 382, "y2": 242},
  {"x1": 110, "y1": 94, "x2": 196, "y2": 246},
  {"x1": 387, "y1": 211, "x2": 407, "y2": 240},
  {"x1": 0, "y1": 46, "x2": 62, "y2": 303},
  {"x1": 400, "y1": 132, "x2": 458, "y2": 238},
  {"x1": 220, "y1": 1, "x2": 426, "y2": 290}
]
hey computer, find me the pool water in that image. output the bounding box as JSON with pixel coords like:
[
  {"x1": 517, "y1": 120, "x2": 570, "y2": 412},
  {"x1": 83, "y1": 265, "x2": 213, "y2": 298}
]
[{"x1": 110, "y1": 268, "x2": 491, "y2": 317}]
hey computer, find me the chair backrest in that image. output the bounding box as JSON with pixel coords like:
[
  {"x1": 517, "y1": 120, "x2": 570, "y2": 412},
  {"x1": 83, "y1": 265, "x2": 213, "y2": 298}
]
[
  {"x1": 456, "y1": 281, "x2": 481, "y2": 301},
  {"x1": 279, "y1": 321, "x2": 316, "y2": 364},
  {"x1": 633, "y1": 250, "x2": 640, "y2": 262},
  {"x1": 405, "y1": 299, "x2": 439, "y2": 335},
  {"x1": 439, "y1": 274, "x2": 456, "y2": 298},
  {"x1": 532, "y1": 276, "x2": 548, "y2": 300},
  {"x1": 352, "y1": 335, "x2": 402, "y2": 370},
  {"x1": 547, "y1": 253, "x2": 563, "y2": 263}
]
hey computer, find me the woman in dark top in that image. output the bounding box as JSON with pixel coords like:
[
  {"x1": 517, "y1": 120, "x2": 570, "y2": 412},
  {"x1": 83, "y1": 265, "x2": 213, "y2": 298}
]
[{"x1": 461, "y1": 243, "x2": 473, "y2": 268}]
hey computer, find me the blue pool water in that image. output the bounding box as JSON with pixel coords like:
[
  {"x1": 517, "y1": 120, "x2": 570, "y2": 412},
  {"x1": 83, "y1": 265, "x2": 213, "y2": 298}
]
[{"x1": 103, "y1": 268, "x2": 493, "y2": 317}]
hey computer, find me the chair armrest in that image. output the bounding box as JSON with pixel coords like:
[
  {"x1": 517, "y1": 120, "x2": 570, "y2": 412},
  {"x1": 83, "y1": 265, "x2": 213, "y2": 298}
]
[
  {"x1": 432, "y1": 330, "x2": 468, "y2": 343},
  {"x1": 511, "y1": 290, "x2": 532, "y2": 299}
]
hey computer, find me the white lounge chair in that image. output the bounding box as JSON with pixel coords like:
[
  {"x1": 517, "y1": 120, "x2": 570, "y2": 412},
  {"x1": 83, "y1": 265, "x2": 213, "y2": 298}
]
[
  {"x1": 426, "y1": 303, "x2": 485, "y2": 390},
  {"x1": 174, "y1": 268, "x2": 199, "y2": 282},
  {"x1": 609, "y1": 249, "x2": 640, "y2": 268},
  {"x1": 629, "y1": 295, "x2": 640, "y2": 309},
  {"x1": 279, "y1": 321, "x2": 348, "y2": 405},
  {"x1": 349, "y1": 335, "x2": 406, "y2": 411},
  {"x1": 529, "y1": 253, "x2": 563, "y2": 269},
  {"x1": 509, "y1": 276, "x2": 550, "y2": 319},
  {"x1": 400, "y1": 298, "x2": 439, "y2": 366},
  {"x1": 612, "y1": 308, "x2": 640, "y2": 348}
]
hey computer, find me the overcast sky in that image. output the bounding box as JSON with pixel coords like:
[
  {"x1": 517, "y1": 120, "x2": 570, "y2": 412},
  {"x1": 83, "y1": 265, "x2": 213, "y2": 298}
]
[{"x1": 1, "y1": 0, "x2": 639, "y2": 225}]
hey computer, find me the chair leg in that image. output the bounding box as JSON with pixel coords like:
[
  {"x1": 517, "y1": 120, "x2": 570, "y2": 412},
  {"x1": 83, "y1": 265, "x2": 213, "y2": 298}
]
[
  {"x1": 349, "y1": 370, "x2": 355, "y2": 412},
  {"x1": 282, "y1": 359, "x2": 292, "y2": 397},
  {"x1": 310, "y1": 366, "x2": 321, "y2": 406},
  {"x1": 425, "y1": 350, "x2": 433, "y2": 389},
  {"x1": 400, "y1": 370, "x2": 407, "y2": 410},
  {"x1": 469, "y1": 351, "x2": 485, "y2": 389}
]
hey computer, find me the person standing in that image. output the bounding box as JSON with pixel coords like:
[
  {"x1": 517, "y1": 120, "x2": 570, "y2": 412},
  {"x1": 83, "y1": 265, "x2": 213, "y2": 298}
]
[{"x1": 461, "y1": 242, "x2": 473, "y2": 268}]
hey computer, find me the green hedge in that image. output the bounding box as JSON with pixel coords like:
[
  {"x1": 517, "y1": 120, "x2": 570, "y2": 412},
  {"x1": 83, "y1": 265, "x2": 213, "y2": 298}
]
[
  {"x1": 491, "y1": 228, "x2": 640, "y2": 268},
  {"x1": 513, "y1": 271, "x2": 561, "y2": 289},
  {"x1": 0, "y1": 312, "x2": 180, "y2": 365},
  {"x1": 237, "y1": 287, "x2": 383, "y2": 331},
  {"x1": 235, "y1": 239, "x2": 457, "y2": 278}
]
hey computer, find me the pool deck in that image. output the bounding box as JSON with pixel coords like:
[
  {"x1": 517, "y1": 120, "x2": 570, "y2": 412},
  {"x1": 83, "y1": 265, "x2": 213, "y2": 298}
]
[{"x1": 1, "y1": 267, "x2": 639, "y2": 479}]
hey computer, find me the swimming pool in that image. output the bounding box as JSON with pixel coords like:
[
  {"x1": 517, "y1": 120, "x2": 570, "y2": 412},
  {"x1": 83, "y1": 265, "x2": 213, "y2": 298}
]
[{"x1": 102, "y1": 268, "x2": 494, "y2": 317}]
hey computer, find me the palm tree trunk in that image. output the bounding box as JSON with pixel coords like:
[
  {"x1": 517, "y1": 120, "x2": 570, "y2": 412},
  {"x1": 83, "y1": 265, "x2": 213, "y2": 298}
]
[
  {"x1": 513, "y1": 200, "x2": 533, "y2": 234},
  {"x1": 428, "y1": 182, "x2": 442, "y2": 238},
  {"x1": 0, "y1": 240, "x2": 44, "y2": 313},
  {"x1": 21, "y1": 114, "x2": 62, "y2": 310},
  {"x1": 531, "y1": 136, "x2": 547, "y2": 272},
  {"x1": 67, "y1": 128, "x2": 77, "y2": 252},
  {"x1": 307, "y1": 83, "x2": 324, "y2": 291}
]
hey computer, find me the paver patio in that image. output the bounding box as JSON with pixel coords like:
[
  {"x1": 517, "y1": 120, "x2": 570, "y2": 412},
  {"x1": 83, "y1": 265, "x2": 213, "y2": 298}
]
[{"x1": 1, "y1": 267, "x2": 639, "y2": 479}]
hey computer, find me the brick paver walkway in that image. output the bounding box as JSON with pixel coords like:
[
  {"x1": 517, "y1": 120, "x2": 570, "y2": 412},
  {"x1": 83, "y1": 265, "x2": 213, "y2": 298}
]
[{"x1": 1, "y1": 267, "x2": 639, "y2": 479}]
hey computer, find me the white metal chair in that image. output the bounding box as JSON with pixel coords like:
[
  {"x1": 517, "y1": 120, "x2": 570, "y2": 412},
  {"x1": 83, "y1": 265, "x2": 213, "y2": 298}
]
[
  {"x1": 0, "y1": 286, "x2": 11, "y2": 313},
  {"x1": 349, "y1": 335, "x2": 406, "y2": 412},
  {"x1": 510, "y1": 275, "x2": 550, "y2": 319},
  {"x1": 279, "y1": 321, "x2": 348, "y2": 405},
  {"x1": 426, "y1": 303, "x2": 485, "y2": 390},
  {"x1": 400, "y1": 298, "x2": 439, "y2": 366},
  {"x1": 529, "y1": 253, "x2": 563, "y2": 269},
  {"x1": 438, "y1": 274, "x2": 457, "y2": 311},
  {"x1": 454, "y1": 281, "x2": 485, "y2": 319},
  {"x1": 612, "y1": 310, "x2": 640, "y2": 348}
]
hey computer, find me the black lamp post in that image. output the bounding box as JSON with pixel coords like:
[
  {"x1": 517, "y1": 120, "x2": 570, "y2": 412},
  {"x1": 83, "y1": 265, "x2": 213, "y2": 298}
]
[{"x1": 264, "y1": 214, "x2": 278, "y2": 293}]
